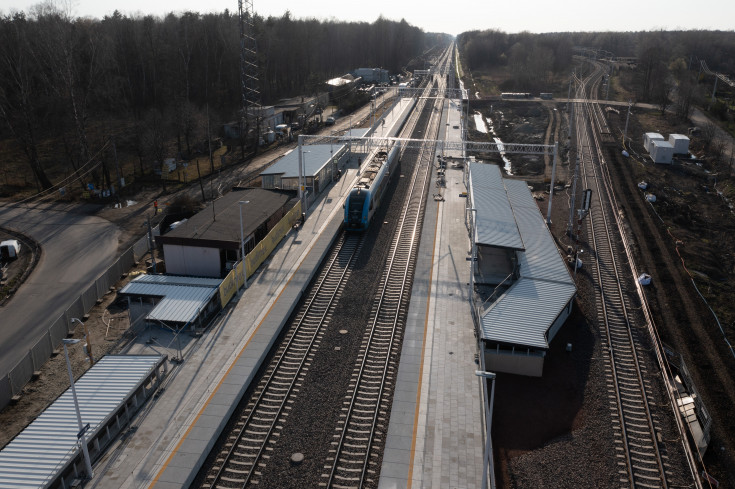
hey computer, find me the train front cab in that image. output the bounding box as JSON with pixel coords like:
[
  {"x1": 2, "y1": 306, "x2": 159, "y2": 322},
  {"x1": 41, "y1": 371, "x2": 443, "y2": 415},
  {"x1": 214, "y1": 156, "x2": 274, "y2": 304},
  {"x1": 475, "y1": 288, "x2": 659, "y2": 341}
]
[{"x1": 345, "y1": 187, "x2": 369, "y2": 231}]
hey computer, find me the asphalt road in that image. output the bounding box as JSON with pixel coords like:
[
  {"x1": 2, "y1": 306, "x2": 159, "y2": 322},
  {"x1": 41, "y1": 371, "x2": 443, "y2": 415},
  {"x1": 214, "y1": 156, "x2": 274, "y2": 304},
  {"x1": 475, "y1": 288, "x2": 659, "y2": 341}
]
[{"x1": 0, "y1": 203, "x2": 119, "y2": 377}]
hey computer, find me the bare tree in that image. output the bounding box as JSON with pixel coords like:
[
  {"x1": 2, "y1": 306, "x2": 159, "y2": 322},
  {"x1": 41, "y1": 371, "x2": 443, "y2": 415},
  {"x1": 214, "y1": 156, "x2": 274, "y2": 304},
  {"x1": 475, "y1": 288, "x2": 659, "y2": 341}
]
[
  {"x1": 144, "y1": 108, "x2": 168, "y2": 192},
  {"x1": 0, "y1": 13, "x2": 54, "y2": 190}
]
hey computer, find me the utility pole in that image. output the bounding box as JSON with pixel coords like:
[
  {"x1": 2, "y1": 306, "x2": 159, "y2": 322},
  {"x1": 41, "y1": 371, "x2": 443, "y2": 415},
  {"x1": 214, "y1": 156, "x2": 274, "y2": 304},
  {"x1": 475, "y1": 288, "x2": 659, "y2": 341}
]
[
  {"x1": 147, "y1": 217, "x2": 157, "y2": 274},
  {"x1": 112, "y1": 137, "x2": 121, "y2": 205},
  {"x1": 711, "y1": 75, "x2": 718, "y2": 102},
  {"x1": 623, "y1": 100, "x2": 632, "y2": 145}
]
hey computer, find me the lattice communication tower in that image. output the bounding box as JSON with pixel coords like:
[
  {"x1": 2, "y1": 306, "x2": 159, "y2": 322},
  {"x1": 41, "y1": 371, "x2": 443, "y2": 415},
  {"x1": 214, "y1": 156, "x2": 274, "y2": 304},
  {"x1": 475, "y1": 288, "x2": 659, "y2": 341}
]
[{"x1": 239, "y1": 0, "x2": 260, "y2": 148}]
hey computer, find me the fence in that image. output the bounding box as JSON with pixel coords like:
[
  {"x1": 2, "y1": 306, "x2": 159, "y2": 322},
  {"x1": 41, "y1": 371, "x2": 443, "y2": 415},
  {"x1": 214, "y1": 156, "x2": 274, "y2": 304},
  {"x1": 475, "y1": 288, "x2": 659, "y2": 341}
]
[
  {"x1": 0, "y1": 227, "x2": 158, "y2": 411},
  {"x1": 245, "y1": 201, "x2": 303, "y2": 279}
]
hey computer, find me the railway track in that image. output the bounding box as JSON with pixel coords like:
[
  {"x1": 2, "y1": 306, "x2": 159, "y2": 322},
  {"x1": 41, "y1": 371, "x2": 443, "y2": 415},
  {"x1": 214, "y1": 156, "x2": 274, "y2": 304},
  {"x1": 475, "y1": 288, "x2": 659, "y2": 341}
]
[
  {"x1": 321, "y1": 81, "x2": 443, "y2": 489},
  {"x1": 571, "y1": 63, "x2": 696, "y2": 488},
  {"x1": 196, "y1": 44, "x2": 453, "y2": 489},
  {"x1": 201, "y1": 233, "x2": 363, "y2": 488}
]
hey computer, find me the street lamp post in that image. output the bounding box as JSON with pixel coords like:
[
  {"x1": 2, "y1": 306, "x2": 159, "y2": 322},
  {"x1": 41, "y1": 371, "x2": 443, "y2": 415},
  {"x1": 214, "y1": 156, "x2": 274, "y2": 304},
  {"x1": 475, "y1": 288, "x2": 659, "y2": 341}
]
[
  {"x1": 239, "y1": 200, "x2": 250, "y2": 289},
  {"x1": 348, "y1": 115, "x2": 353, "y2": 161},
  {"x1": 70, "y1": 318, "x2": 94, "y2": 365},
  {"x1": 63, "y1": 339, "x2": 94, "y2": 480},
  {"x1": 470, "y1": 208, "x2": 477, "y2": 307},
  {"x1": 546, "y1": 142, "x2": 559, "y2": 225},
  {"x1": 475, "y1": 370, "x2": 497, "y2": 489},
  {"x1": 298, "y1": 141, "x2": 310, "y2": 220}
]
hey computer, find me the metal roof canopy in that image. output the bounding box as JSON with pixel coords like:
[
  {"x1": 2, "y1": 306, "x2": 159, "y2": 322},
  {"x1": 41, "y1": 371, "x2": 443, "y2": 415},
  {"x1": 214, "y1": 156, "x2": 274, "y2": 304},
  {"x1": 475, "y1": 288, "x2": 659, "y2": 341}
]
[
  {"x1": 505, "y1": 179, "x2": 574, "y2": 285},
  {"x1": 468, "y1": 163, "x2": 525, "y2": 250},
  {"x1": 481, "y1": 278, "x2": 576, "y2": 349},
  {"x1": 259, "y1": 143, "x2": 347, "y2": 179},
  {"x1": 468, "y1": 165, "x2": 576, "y2": 349},
  {"x1": 119, "y1": 274, "x2": 221, "y2": 325},
  {"x1": 0, "y1": 355, "x2": 166, "y2": 489}
]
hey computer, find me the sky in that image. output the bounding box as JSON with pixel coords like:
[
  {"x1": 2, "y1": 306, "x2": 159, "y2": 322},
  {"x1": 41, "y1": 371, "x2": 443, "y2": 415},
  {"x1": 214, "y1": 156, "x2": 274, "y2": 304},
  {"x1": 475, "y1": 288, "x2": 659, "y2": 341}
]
[{"x1": 3, "y1": 0, "x2": 735, "y2": 36}]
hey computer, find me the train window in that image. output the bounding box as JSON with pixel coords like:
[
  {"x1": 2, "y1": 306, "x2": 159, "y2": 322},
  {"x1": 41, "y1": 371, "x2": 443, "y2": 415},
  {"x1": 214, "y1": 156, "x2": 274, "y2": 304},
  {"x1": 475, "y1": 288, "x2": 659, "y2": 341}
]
[{"x1": 348, "y1": 191, "x2": 366, "y2": 214}]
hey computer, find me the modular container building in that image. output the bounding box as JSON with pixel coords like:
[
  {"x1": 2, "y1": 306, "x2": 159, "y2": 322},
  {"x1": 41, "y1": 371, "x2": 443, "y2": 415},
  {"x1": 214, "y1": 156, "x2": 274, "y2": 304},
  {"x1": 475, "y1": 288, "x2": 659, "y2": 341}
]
[
  {"x1": 651, "y1": 140, "x2": 674, "y2": 164},
  {"x1": 644, "y1": 132, "x2": 664, "y2": 153},
  {"x1": 668, "y1": 134, "x2": 690, "y2": 155}
]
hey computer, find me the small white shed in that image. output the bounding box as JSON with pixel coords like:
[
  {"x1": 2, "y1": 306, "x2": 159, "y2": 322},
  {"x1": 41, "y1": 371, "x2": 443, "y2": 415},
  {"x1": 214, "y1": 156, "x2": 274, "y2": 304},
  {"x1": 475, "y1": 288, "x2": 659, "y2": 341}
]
[
  {"x1": 644, "y1": 132, "x2": 665, "y2": 153},
  {"x1": 651, "y1": 140, "x2": 674, "y2": 164},
  {"x1": 668, "y1": 134, "x2": 690, "y2": 155}
]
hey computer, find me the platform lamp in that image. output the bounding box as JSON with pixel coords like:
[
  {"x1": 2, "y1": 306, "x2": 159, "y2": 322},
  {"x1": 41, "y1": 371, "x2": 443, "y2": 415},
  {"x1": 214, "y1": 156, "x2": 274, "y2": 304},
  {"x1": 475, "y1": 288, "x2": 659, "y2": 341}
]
[
  {"x1": 475, "y1": 370, "x2": 497, "y2": 489},
  {"x1": 239, "y1": 200, "x2": 250, "y2": 289},
  {"x1": 298, "y1": 141, "x2": 310, "y2": 220},
  {"x1": 63, "y1": 338, "x2": 94, "y2": 480},
  {"x1": 70, "y1": 317, "x2": 94, "y2": 365}
]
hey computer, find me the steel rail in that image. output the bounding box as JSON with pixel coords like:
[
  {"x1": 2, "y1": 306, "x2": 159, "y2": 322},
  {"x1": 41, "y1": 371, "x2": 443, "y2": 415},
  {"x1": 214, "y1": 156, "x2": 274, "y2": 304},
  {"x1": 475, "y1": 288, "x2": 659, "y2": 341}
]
[
  {"x1": 202, "y1": 233, "x2": 362, "y2": 488},
  {"x1": 324, "y1": 55, "x2": 447, "y2": 489},
  {"x1": 575, "y1": 65, "x2": 669, "y2": 488}
]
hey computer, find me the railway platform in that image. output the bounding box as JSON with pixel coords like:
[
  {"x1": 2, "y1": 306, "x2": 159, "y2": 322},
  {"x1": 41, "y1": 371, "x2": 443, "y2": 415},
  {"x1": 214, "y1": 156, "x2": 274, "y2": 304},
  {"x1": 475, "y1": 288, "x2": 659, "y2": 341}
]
[
  {"x1": 377, "y1": 98, "x2": 486, "y2": 489},
  {"x1": 90, "y1": 100, "x2": 417, "y2": 489}
]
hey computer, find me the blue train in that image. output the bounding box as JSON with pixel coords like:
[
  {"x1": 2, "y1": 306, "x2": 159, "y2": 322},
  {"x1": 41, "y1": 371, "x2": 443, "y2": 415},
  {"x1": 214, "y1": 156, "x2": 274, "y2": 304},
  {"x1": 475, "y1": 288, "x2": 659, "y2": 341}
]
[{"x1": 344, "y1": 146, "x2": 400, "y2": 231}]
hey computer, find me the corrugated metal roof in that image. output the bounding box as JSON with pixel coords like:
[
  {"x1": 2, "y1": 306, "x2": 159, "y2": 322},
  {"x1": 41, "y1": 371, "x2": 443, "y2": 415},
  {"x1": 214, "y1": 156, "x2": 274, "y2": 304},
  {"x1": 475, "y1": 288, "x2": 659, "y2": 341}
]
[
  {"x1": 119, "y1": 275, "x2": 220, "y2": 324},
  {"x1": 472, "y1": 171, "x2": 576, "y2": 349},
  {"x1": 0, "y1": 355, "x2": 165, "y2": 489},
  {"x1": 131, "y1": 274, "x2": 223, "y2": 287},
  {"x1": 260, "y1": 143, "x2": 346, "y2": 179},
  {"x1": 504, "y1": 180, "x2": 574, "y2": 285},
  {"x1": 480, "y1": 278, "x2": 576, "y2": 349},
  {"x1": 469, "y1": 163, "x2": 524, "y2": 250}
]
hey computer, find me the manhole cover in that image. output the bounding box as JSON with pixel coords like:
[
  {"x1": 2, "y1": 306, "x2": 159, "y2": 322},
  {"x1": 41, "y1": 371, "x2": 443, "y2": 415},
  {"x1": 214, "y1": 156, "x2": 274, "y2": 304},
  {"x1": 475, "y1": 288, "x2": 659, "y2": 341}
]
[{"x1": 291, "y1": 452, "x2": 305, "y2": 464}]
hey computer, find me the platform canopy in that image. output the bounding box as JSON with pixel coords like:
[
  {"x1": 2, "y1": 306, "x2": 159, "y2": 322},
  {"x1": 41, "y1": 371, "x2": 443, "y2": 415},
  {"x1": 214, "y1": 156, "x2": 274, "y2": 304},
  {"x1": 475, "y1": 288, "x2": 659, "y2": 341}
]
[{"x1": 0, "y1": 355, "x2": 165, "y2": 489}]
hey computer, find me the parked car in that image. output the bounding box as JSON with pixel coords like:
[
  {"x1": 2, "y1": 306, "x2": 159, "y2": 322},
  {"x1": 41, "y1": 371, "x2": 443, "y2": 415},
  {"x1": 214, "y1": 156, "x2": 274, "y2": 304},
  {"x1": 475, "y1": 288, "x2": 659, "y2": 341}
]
[{"x1": 325, "y1": 116, "x2": 336, "y2": 126}]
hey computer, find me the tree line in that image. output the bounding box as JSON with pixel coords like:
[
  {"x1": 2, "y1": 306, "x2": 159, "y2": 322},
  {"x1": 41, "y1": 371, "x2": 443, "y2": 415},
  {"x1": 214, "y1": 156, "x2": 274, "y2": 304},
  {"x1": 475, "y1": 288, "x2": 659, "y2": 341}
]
[
  {"x1": 0, "y1": 6, "x2": 444, "y2": 192},
  {"x1": 457, "y1": 29, "x2": 735, "y2": 121},
  {"x1": 457, "y1": 30, "x2": 575, "y2": 92}
]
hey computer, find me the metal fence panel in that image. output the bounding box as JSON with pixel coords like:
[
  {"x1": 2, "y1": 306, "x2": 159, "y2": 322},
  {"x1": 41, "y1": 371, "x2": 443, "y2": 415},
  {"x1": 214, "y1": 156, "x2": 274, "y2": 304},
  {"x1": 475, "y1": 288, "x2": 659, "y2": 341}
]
[
  {"x1": 0, "y1": 376, "x2": 11, "y2": 411},
  {"x1": 96, "y1": 272, "x2": 110, "y2": 298},
  {"x1": 30, "y1": 332, "x2": 53, "y2": 372},
  {"x1": 81, "y1": 282, "x2": 97, "y2": 312},
  {"x1": 133, "y1": 236, "x2": 150, "y2": 262},
  {"x1": 8, "y1": 352, "x2": 33, "y2": 397},
  {"x1": 49, "y1": 316, "x2": 68, "y2": 346},
  {"x1": 65, "y1": 296, "x2": 85, "y2": 326},
  {"x1": 120, "y1": 248, "x2": 134, "y2": 271},
  {"x1": 1, "y1": 230, "x2": 157, "y2": 410}
]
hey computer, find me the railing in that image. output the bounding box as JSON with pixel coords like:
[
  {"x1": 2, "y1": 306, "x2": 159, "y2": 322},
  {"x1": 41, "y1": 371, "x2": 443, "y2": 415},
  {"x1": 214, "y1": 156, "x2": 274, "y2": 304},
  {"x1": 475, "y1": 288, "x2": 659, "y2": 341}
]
[{"x1": 0, "y1": 226, "x2": 159, "y2": 410}]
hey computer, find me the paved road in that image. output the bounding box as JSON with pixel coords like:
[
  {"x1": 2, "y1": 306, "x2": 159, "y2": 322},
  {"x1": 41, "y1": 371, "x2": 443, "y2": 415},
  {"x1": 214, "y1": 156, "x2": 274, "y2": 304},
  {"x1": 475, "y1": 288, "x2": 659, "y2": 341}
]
[
  {"x1": 0, "y1": 95, "x2": 389, "y2": 382},
  {"x1": 0, "y1": 203, "x2": 119, "y2": 376}
]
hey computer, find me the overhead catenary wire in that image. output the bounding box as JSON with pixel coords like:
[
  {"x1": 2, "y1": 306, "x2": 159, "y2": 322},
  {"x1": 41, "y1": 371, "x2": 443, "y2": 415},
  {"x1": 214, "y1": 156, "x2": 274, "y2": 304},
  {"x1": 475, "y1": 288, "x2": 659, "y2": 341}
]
[{"x1": 12, "y1": 138, "x2": 113, "y2": 206}]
